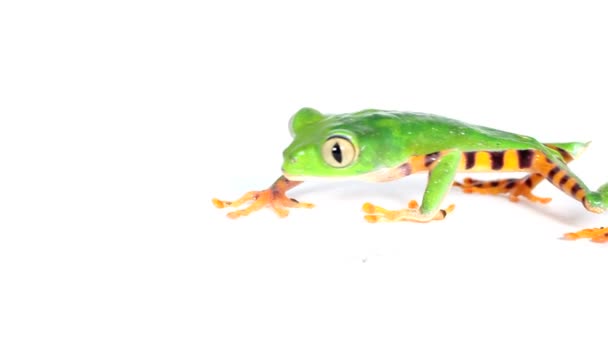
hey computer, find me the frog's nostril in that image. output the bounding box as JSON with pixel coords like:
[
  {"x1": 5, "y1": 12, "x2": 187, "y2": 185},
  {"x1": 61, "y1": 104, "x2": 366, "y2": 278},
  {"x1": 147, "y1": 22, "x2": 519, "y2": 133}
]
[{"x1": 290, "y1": 157, "x2": 297, "y2": 164}]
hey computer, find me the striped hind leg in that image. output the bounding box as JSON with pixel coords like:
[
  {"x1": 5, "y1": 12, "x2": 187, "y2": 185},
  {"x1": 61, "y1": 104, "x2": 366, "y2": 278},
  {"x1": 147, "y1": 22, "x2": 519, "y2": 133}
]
[
  {"x1": 454, "y1": 174, "x2": 552, "y2": 204},
  {"x1": 531, "y1": 153, "x2": 608, "y2": 242},
  {"x1": 563, "y1": 183, "x2": 608, "y2": 242},
  {"x1": 454, "y1": 143, "x2": 580, "y2": 204}
]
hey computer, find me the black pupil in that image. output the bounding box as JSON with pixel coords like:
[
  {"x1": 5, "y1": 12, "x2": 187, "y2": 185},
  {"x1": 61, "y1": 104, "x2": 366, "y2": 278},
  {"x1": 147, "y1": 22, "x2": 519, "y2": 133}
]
[{"x1": 331, "y1": 142, "x2": 342, "y2": 163}]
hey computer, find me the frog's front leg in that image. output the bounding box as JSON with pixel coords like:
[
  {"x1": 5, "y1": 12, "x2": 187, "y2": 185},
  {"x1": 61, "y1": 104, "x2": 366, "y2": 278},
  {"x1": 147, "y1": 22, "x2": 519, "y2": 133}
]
[
  {"x1": 363, "y1": 150, "x2": 459, "y2": 223},
  {"x1": 212, "y1": 176, "x2": 314, "y2": 218}
]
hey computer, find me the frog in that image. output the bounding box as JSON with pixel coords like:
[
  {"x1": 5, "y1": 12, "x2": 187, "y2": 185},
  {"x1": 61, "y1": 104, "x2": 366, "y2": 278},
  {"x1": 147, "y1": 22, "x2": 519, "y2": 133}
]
[{"x1": 212, "y1": 107, "x2": 608, "y2": 242}]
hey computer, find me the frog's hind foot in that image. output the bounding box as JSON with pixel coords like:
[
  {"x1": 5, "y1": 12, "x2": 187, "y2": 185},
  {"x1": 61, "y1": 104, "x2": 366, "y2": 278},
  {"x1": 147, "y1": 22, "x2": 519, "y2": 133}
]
[
  {"x1": 362, "y1": 200, "x2": 455, "y2": 223},
  {"x1": 454, "y1": 175, "x2": 552, "y2": 204},
  {"x1": 563, "y1": 227, "x2": 608, "y2": 243}
]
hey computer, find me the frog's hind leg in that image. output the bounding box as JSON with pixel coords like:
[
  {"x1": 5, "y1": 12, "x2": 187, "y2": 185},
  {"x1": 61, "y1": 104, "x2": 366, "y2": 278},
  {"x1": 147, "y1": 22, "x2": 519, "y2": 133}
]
[
  {"x1": 454, "y1": 143, "x2": 583, "y2": 204},
  {"x1": 454, "y1": 174, "x2": 552, "y2": 204},
  {"x1": 563, "y1": 182, "x2": 608, "y2": 242},
  {"x1": 526, "y1": 144, "x2": 608, "y2": 242}
]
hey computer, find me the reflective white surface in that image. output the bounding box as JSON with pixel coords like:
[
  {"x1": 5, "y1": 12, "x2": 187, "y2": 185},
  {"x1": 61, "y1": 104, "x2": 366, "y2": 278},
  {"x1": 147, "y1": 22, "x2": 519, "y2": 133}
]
[{"x1": 2, "y1": 1, "x2": 608, "y2": 341}]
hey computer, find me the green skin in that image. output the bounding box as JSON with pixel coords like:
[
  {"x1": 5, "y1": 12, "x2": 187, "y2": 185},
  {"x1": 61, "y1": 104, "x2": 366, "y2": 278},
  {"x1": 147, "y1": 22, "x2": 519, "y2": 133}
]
[{"x1": 282, "y1": 107, "x2": 608, "y2": 219}]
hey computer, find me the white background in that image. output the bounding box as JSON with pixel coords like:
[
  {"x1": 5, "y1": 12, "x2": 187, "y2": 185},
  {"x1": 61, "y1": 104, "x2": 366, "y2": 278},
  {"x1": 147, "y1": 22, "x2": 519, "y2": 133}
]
[{"x1": 2, "y1": 1, "x2": 608, "y2": 341}]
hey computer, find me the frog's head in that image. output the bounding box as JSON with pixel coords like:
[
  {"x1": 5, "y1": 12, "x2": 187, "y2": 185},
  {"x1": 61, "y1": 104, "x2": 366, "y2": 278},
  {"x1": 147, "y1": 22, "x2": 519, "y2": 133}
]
[{"x1": 282, "y1": 107, "x2": 401, "y2": 180}]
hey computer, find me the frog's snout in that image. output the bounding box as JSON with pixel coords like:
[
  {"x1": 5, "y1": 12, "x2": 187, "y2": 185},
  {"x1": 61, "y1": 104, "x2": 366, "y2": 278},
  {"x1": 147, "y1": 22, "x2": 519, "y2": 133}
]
[
  {"x1": 281, "y1": 156, "x2": 301, "y2": 177},
  {"x1": 282, "y1": 154, "x2": 298, "y2": 166},
  {"x1": 281, "y1": 157, "x2": 297, "y2": 172}
]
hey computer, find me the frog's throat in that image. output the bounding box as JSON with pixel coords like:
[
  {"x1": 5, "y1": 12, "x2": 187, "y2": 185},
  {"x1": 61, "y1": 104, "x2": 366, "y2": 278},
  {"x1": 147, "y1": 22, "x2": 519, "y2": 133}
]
[{"x1": 283, "y1": 166, "x2": 407, "y2": 183}]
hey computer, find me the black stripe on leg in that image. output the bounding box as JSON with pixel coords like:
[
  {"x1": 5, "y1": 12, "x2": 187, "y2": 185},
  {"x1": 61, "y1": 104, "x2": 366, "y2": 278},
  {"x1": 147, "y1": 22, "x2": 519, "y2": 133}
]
[
  {"x1": 570, "y1": 183, "x2": 582, "y2": 197},
  {"x1": 425, "y1": 152, "x2": 440, "y2": 167},
  {"x1": 559, "y1": 175, "x2": 570, "y2": 187},
  {"x1": 506, "y1": 179, "x2": 517, "y2": 189},
  {"x1": 464, "y1": 152, "x2": 476, "y2": 169},
  {"x1": 525, "y1": 177, "x2": 533, "y2": 187},
  {"x1": 550, "y1": 146, "x2": 572, "y2": 162},
  {"x1": 547, "y1": 166, "x2": 560, "y2": 182},
  {"x1": 583, "y1": 196, "x2": 591, "y2": 210},
  {"x1": 517, "y1": 150, "x2": 534, "y2": 169},
  {"x1": 490, "y1": 151, "x2": 505, "y2": 170}
]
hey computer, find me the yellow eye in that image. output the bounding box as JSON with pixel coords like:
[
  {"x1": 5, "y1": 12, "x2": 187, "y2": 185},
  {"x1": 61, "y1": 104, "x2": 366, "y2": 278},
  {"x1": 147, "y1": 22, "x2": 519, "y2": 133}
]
[{"x1": 322, "y1": 136, "x2": 357, "y2": 168}]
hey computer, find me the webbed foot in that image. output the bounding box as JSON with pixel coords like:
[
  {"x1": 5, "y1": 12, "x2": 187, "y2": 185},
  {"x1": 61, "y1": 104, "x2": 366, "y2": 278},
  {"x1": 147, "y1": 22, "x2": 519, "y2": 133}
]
[
  {"x1": 212, "y1": 190, "x2": 313, "y2": 218},
  {"x1": 362, "y1": 200, "x2": 455, "y2": 223},
  {"x1": 563, "y1": 227, "x2": 608, "y2": 243},
  {"x1": 213, "y1": 176, "x2": 313, "y2": 218}
]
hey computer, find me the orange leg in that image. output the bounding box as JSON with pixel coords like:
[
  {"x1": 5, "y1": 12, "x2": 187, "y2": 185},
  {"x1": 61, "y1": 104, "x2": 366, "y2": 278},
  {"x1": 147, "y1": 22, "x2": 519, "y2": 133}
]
[
  {"x1": 453, "y1": 174, "x2": 552, "y2": 204},
  {"x1": 212, "y1": 176, "x2": 313, "y2": 218}
]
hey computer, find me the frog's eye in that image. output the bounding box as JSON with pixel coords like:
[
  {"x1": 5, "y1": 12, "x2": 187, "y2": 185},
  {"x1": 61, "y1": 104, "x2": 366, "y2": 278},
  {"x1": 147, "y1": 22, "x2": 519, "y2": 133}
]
[{"x1": 322, "y1": 136, "x2": 357, "y2": 168}]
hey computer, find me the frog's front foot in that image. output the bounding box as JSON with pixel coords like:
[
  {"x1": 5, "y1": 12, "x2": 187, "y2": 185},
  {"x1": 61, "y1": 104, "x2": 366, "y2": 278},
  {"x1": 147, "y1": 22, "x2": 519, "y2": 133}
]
[
  {"x1": 362, "y1": 200, "x2": 455, "y2": 223},
  {"x1": 563, "y1": 227, "x2": 608, "y2": 243},
  {"x1": 212, "y1": 189, "x2": 314, "y2": 219},
  {"x1": 454, "y1": 177, "x2": 552, "y2": 204}
]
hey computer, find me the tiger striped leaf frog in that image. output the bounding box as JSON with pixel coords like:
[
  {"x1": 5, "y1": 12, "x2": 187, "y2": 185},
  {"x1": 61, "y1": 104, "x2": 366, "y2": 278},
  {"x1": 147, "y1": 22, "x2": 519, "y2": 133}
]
[{"x1": 213, "y1": 108, "x2": 608, "y2": 242}]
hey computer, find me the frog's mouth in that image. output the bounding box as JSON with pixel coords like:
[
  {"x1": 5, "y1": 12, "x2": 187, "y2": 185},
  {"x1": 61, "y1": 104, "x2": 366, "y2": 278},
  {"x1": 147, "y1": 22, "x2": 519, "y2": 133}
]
[
  {"x1": 281, "y1": 168, "x2": 334, "y2": 182},
  {"x1": 282, "y1": 174, "x2": 306, "y2": 181},
  {"x1": 281, "y1": 169, "x2": 309, "y2": 182},
  {"x1": 282, "y1": 172, "x2": 354, "y2": 182}
]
